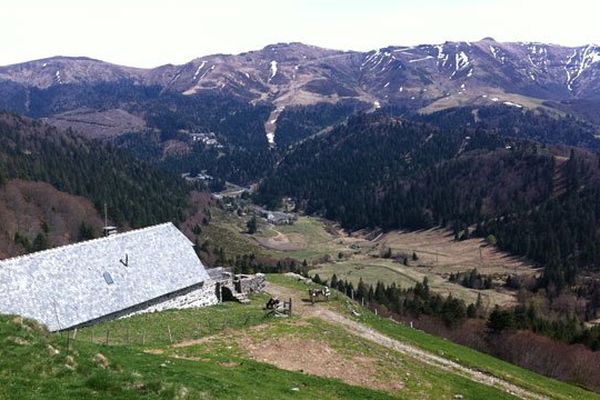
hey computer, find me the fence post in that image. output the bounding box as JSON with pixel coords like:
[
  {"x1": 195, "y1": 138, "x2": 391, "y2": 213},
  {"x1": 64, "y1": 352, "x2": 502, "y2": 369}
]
[
  {"x1": 105, "y1": 329, "x2": 110, "y2": 345},
  {"x1": 91, "y1": 330, "x2": 94, "y2": 344},
  {"x1": 289, "y1": 297, "x2": 292, "y2": 317},
  {"x1": 167, "y1": 325, "x2": 173, "y2": 344},
  {"x1": 142, "y1": 331, "x2": 146, "y2": 346}
]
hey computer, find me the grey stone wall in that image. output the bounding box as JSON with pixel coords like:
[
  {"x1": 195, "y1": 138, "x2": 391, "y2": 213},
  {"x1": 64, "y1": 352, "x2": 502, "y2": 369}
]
[{"x1": 235, "y1": 273, "x2": 266, "y2": 294}]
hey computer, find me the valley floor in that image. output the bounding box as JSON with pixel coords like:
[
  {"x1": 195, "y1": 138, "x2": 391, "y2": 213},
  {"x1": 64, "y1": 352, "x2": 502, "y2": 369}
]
[{"x1": 205, "y1": 209, "x2": 536, "y2": 309}]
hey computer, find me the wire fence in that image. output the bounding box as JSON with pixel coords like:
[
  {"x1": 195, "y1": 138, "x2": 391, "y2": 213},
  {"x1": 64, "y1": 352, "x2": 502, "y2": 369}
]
[{"x1": 59, "y1": 305, "x2": 269, "y2": 348}]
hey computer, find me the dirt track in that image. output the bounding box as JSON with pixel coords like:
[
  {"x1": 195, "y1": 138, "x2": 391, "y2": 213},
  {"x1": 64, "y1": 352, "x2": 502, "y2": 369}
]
[{"x1": 255, "y1": 229, "x2": 307, "y2": 251}]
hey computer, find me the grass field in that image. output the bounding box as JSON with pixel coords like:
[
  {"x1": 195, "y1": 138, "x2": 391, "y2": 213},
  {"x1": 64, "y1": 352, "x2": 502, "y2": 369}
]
[
  {"x1": 308, "y1": 228, "x2": 538, "y2": 307},
  {"x1": 77, "y1": 293, "x2": 273, "y2": 347},
  {"x1": 206, "y1": 208, "x2": 539, "y2": 309},
  {"x1": 377, "y1": 229, "x2": 537, "y2": 278},
  {"x1": 0, "y1": 314, "x2": 394, "y2": 400},
  {"x1": 255, "y1": 216, "x2": 352, "y2": 260},
  {"x1": 2, "y1": 275, "x2": 597, "y2": 399},
  {"x1": 204, "y1": 210, "x2": 355, "y2": 261},
  {"x1": 310, "y1": 258, "x2": 517, "y2": 307},
  {"x1": 270, "y1": 275, "x2": 600, "y2": 400},
  {"x1": 419, "y1": 89, "x2": 561, "y2": 115}
]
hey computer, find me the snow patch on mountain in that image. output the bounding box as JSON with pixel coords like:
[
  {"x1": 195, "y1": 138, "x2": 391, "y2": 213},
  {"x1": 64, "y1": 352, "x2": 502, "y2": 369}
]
[
  {"x1": 503, "y1": 101, "x2": 523, "y2": 108},
  {"x1": 264, "y1": 106, "x2": 285, "y2": 146},
  {"x1": 269, "y1": 60, "x2": 278, "y2": 81},
  {"x1": 409, "y1": 55, "x2": 434, "y2": 63},
  {"x1": 192, "y1": 61, "x2": 207, "y2": 81},
  {"x1": 565, "y1": 45, "x2": 600, "y2": 92},
  {"x1": 450, "y1": 51, "x2": 470, "y2": 78},
  {"x1": 435, "y1": 44, "x2": 445, "y2": 60},
  {"x1": 489, "y1": 45, "x2": 506, "y2": 64}
]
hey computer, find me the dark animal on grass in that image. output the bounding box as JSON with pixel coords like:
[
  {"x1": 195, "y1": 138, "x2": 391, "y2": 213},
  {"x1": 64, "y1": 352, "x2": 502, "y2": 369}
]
[
  {"x1": 265, "y1": 297, "x2": 281, "y2": 310},
  {"x1": 309, "y1": 286, "x2": 330, "y2": 303}
]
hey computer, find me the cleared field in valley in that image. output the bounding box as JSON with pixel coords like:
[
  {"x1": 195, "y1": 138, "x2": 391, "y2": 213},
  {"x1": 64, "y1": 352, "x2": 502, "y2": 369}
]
[
  {"x1": 376, "y1": 228, "x2": 538, "y2": 277},
  {"x1": 210, "y1": 209, "x2": 538, "y2": 308}
]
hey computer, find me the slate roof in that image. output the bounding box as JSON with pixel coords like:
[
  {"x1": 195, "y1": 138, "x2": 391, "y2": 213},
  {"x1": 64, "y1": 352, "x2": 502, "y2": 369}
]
[{"x1": 0, "y1": 222, "x2": 209, "y2": 331}]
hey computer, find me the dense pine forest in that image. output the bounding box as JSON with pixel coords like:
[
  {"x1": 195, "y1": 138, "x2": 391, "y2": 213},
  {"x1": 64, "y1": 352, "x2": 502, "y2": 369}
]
[
  {"x1": 416, "y1": 106, "x2": 600, "y2": 151},
  {"x1": 0, "y1": 113, "x2": 189, "y2": 228}
]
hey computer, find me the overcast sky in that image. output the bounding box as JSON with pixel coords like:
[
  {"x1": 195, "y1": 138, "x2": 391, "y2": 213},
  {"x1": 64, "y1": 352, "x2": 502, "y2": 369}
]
[{"x1": 3, "y1": 0, "x2": 600, "y2": 68}]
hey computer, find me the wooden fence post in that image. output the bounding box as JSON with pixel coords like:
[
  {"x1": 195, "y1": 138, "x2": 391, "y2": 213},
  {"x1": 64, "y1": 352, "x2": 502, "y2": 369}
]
[
  {"x1": 168, "y1": 325, "x2": 173, "y2": 344},
  {"x1": 289, "y1": 298, "x2": 292, "y2": 317},
  {"x1": 105, "y1": 330, "x2": 110, "y2": 345}
]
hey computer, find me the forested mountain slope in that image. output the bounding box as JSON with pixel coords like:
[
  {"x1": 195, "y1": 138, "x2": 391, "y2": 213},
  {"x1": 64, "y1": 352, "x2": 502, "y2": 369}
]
[
  {"x1": 257, "y1": 112, "x2": 600, "y2": 292},
  {"x1": 0, "y1": 113, "x2": 190, "y2": 257}
]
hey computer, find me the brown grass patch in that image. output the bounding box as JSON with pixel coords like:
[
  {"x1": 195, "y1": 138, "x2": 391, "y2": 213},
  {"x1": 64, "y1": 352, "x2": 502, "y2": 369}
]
[
  {"x1": 239, "y1": 336, "x2": 403, "y2": 392},
  {"x1": 379, "y1": 228, "x2": 538, "y2": 277},
  {"x1": 219, "y1": 361, "x2": 241, "y2": 368}
]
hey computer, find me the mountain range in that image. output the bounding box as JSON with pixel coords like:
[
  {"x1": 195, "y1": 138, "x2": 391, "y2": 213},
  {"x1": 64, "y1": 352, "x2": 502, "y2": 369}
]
[{"x1": 1, "y1": 39, "x2": 600, "y2": 142}]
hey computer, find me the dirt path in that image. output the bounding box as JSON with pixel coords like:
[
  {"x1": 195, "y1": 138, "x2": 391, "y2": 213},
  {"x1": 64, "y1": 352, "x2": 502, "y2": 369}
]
[
  {"x1": 255, "y1": 229, "x2": 306, "y2": 251},
  {"x1": 266, "y1": 282, "x2": 547, "y2": 400}
]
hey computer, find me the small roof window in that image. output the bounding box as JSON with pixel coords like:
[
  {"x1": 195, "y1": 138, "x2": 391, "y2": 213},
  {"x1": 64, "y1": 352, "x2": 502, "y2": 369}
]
[{"x1": 103, "y1": 272, "x2": 114, "y2": 285}]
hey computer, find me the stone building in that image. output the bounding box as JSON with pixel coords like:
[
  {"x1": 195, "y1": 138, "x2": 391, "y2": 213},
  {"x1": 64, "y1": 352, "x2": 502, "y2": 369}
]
[{"x1": 0, "y1": 222, "x2": 219, "y2": 331}]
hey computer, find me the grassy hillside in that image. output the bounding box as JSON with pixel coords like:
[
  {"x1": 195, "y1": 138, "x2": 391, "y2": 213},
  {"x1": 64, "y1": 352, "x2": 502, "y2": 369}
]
[
  {"x1": 268, "y1": 275, "x2": 600, "y2": 400},
  {"x1": 2, "y1": 276, "x2": 595, "y2": 399},
  {"x1": 0, "y1": 312, "x2": 394, "y2": 399}
]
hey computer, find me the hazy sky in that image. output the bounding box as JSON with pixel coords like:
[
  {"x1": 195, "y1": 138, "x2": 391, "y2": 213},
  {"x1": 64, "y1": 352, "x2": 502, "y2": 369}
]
[{"x1": 3, "y1": 0, "x2": 600, "y2": 68}]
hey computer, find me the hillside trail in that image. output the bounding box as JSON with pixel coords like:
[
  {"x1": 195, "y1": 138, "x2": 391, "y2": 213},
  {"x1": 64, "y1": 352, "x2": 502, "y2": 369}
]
[{"x1": 266, "y1": 282, "x2": 547, "y2": 400}]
